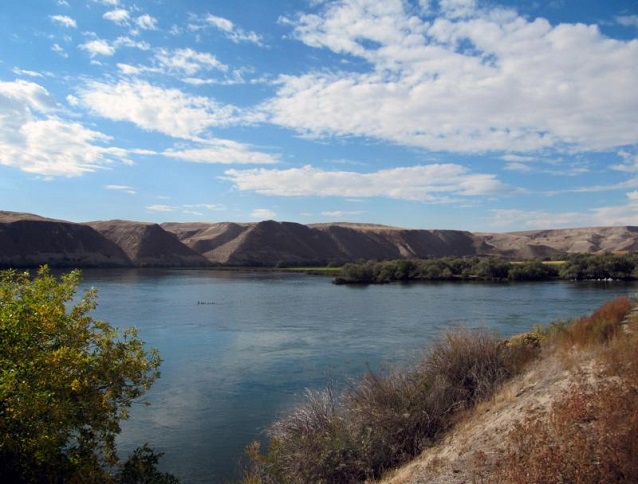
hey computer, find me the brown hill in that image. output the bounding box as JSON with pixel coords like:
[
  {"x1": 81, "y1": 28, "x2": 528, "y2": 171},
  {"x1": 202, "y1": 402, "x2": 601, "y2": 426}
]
[
  {"x1": 0, "y1": 211, "x2": 130, "y2": 268},
  {"x1": 88, "y1": 220, "x2": 211, "y2": 267},
  {"x1": 162, "y1": 221, "x2": 482, "y2": 266},
  {"x1": 1, "y1": 211, "x2": 637, "y2": 268},
  {"x1": 477, "y1": 225, "x2": 638, "y2": 258}
]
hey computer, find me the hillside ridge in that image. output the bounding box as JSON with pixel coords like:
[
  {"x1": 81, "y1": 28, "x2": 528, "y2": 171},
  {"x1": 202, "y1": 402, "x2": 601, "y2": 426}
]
[{"x1": 1, "y1": 211, "x2": 637, "y2": 268}]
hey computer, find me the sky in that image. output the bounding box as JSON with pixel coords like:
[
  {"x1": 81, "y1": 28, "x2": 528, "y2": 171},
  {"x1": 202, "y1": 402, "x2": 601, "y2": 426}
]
[{"x1": 0, "y1": 0, "x2": 637, "y2": 231}]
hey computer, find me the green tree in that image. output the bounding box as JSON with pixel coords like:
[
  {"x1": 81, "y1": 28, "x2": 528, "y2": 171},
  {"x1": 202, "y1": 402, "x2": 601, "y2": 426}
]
[{"x1": 0, "y1": 266, "x2": 166, "y2": 482}]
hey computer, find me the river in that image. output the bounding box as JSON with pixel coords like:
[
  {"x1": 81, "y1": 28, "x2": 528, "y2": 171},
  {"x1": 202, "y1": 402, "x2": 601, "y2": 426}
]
[{"x1": 77, "y1": 269, "x2": 637, "y2": 482}]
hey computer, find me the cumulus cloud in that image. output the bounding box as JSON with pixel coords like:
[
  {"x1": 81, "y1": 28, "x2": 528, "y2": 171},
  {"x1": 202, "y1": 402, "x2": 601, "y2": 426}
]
[
  {"x1": 78, "y1": 80, "x2": 242, "y2": 138},
  {"x1": 136, "y1": 14, "x2": 158, "y2": 31},
  {"x1": 79, "y1": 38, "x2": 115, "y2": 57},
  {"x1": 50, "y1": 15, "x2": 76, "y2": 28},
  {"x1": 155, "y1": 48, "x2": 227, "y2": 75},
  {"x1": 223, "y1": 164, "x2": 512, "y2": 202},
  {"x1": 103, "y1": 9, "x2": 129, "y2": 25},
  {"x1": 266, "y1": 0, "x2": 638, "y2": 154},
  {"x1": 0, "y1": 80, "x2": 127, "y2": 177}
]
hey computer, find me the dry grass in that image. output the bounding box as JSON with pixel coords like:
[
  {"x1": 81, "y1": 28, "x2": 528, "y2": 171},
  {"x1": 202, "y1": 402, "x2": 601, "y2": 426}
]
[
  {"x1": 242, "y1": 330, "x2": 516, "y2": 483},
  {"x1": 243, "y1": 297, "x2": 638, "y2": 484},
  {"x1": 494, "y1": 296, "x2": 638, "y2": 483}
]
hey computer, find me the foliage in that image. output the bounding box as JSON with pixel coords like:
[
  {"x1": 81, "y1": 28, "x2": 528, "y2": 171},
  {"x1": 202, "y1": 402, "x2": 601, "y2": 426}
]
[
  {"x1": 0, "y1": 266, "x2": 174, "y2": 482},
  {"x1": 559, "y1": 252, "x2": 638, "y2": 280},
  {"x1": 243, "y1": 329, "x2": 515, "y2": 483},
  {"x1": 335, "y1": 253, "x2": 638, "y2": 284},
  {"x1": 116, "y1": 444, "x2": 180, "y2": 484},
  {"x1": 495, "y1": 298, "x2": 638, "y2": 483}
]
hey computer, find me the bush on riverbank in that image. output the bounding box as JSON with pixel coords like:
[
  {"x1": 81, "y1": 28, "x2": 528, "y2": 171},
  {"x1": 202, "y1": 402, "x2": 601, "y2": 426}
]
[
  {"x1": 243, "y1": 330, "x2": 525, "y2": 483},
  {"x1": 495, "y1": 296, "x2": 638, "y2": 482},
  {"x1": 333, "y1": 253, "x2": 638, "y2": 284},
  {"x1": 242, "y1": 297, "x2": 636, "y2": 483}
]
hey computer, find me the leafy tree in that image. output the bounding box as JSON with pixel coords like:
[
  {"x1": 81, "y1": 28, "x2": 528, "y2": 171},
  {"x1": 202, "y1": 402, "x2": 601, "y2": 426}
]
[{"x1": 0, "y1": 266, "x2": 168, "y2": 482}]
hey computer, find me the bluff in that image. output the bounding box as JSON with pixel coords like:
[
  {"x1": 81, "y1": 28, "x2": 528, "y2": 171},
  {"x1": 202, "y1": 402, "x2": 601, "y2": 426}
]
[
  {"x1": 1, "y1": 211, "x2": 638, "y2": 268},
  {"x1": 88, "y1": 220, "x2": 211, "y2": 267},
  {"x1": 0, "y1": 211, "x2": 130, "y2": 268}
]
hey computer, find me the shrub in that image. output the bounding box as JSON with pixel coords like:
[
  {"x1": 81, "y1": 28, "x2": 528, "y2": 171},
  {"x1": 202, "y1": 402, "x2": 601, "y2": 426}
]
[
  {"x1": 0, "y1": 267, "x2": 175, "y2": 482},
  {"x1": 495, "y1": 336, "x2": 638, "y2": 483},
  {"x1": 560, "y1": 296, "x2": 631, "y2": 348},
  {"x1": 244, "y1": 329, "x2": 512, "y2": 483}
]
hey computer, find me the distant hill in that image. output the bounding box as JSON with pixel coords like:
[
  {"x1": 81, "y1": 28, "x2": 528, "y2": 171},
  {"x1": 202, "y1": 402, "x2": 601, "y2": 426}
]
[
  {"x1": 0, "y1": 211, "x2": 130, "y2": 268},
  {"x1": 1, "y1": 211, "x2": 637, "y2": 268},
  {"x1": 88, "y1": 220, "x2": 211, "y2": 267}
]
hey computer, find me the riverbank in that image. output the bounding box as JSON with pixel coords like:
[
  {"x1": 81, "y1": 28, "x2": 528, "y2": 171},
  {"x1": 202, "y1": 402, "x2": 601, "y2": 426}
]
[{"x1": 243, "y1": 296, "x2": 638, "y2": 483}]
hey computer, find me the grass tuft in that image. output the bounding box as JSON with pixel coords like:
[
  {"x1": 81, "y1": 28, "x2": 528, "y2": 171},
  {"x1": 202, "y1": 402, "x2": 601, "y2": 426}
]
[{"x1": 243, "y1": 329, "x2": 513, "y2": 483}]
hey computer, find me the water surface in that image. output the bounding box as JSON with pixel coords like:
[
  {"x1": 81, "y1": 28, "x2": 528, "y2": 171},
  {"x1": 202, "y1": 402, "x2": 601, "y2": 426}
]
[{"x1": 78, "y1": 269, "x2": 637, "y2": 482}]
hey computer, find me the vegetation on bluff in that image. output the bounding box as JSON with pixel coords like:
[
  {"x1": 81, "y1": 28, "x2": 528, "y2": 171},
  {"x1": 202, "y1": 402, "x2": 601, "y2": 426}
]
[
  {"x1": 334, "y1": 252, "x2": 638, "y2": 284},
  {"x1": 242, "y1": 296, "x2": 638, "y2": 483},
  {"x1": 0, "y1": 267, "x2": 178, "y2": 483}
]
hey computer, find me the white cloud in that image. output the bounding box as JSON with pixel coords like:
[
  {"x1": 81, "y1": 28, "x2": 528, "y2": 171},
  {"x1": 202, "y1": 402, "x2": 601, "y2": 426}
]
[
  {"x1": 616, "y1": 15, "x2": 638, "y2": 28},
  {"x1": 321, "y1": 210, "x2": 365, "y2": 218},
  {"x1": 223, "y1": 164, "x2": 512, "y2": 202},
  {"x1": 52, "y1": 43, "x2": 68, "y2": 57},
  {"x1": 490, "y1": 209, "x2": 586, "y2": 230},
  {"x1": 155, "y1": 48, "x2": 227, "y2": 75},
  {"x1": 106, "y1": 184, "x2": 136, "y2": 194},
  {"x1": 612, "y1": 151, "x2": 638, "y2": 173},
  {"x1": 80, "y1": 38, "x2": 115, "y2": 57},
  {"x1": 189, "y1": 14, "x2": 263, "y2": 45},
  {"x1": 50, "y1": 15, "x2": 77, "y2": 28},
  {"x1": 163, "y1": 139, "x2": 277, "y2": 164},
  {"x1": 0, "y1": 80, "x2": 127, "y2": 177},
  {"x1": 147, "y1": 203, "x2": 224, "y2": 215},
  {"x1": 114, "y1": 36, "x2": 150, "y2": 50},
  {"x1": 265, "y1": 0, "x2": 638, "y2": 154},
  {"x1": 136, "y1": 14, "x2": 158, "y2": 31},
  {"x1": 147, "y1": 204, "x2": 175, "y2": 212},
  {"x1": 103, "y1": 9, "x2": 129, "y2": 25},
  {"x1": 183, "y1": 203, "x2": 224, "y2": 211},
  {"x1": 79, "y1": 35, "x2": 148, "y2": 58},
  {"x1": 78, "y1": 80, "x2": 242, "y2": 139},
  {"x1": 504, "y1": 162, "x2": 532, "y2": 173},
  {"x1": 12, "y1": 68, "x2": 43, "y2": 78},
  {"x1": 491, "y1": 190, "x2": 638, "y2": 229},
  {"x1": 251, "y1": 208, "x2": 276, "y2": 220}
]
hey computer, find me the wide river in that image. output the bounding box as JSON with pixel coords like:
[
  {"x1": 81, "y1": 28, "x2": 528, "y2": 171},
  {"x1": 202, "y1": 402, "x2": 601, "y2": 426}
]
[{"x1": 78, "y1": 269, "x2": 637, "y2": 482}]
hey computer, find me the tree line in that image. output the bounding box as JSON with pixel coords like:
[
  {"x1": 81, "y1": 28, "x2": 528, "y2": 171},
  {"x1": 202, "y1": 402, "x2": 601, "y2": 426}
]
[{"x1": 334, "y1": 253, "x2": 638, "y2": 284}]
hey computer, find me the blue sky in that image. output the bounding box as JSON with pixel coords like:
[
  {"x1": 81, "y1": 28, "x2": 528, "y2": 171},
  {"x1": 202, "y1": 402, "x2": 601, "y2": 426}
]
[{"x1": 0, "y1": 0, "x2": 636, "y2": 231}]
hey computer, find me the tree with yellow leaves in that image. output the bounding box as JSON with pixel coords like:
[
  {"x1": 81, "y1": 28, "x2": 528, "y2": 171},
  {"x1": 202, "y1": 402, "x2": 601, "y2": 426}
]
[{"x1": 0, "y1": 266, "x2": 174, "y2": 482}]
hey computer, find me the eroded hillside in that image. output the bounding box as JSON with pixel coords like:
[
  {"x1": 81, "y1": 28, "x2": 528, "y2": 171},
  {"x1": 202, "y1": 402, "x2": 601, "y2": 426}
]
[{"x1": 1, "y1": 211, "x2": 638, "y2": 267}]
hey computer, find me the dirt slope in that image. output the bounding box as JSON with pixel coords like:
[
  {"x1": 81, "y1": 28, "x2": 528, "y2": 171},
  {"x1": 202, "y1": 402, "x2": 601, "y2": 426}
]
[
  {"x1": 2, "y1": 210, "x2": 638, "y2": 268},
  {"x1": 88, "y1": 220, "x2": 211, "y2": 267},
  {"x1": 0, "y1": 211, "x2": 130, "y2": 267},
  {"x1": 380, "y1": 350, "x2": 599, "y2": 483}
]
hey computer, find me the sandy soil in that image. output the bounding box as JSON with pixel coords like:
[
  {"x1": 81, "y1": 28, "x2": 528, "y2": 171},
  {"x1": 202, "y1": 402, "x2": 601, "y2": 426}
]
[{"x1": 379, "y1": 348, "x2": 600, "y2": 483}]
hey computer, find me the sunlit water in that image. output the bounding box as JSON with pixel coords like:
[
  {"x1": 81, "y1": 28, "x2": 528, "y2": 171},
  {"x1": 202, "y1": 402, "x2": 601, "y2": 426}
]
[{"x1": 77, "y1": 269, "x2": 637, "y2": 482}]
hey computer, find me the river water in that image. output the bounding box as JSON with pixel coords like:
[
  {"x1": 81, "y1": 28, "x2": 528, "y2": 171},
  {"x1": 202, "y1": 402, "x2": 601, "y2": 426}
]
[{"x1": 77, "y1": 269, "x2": 637, "y2": 482}]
